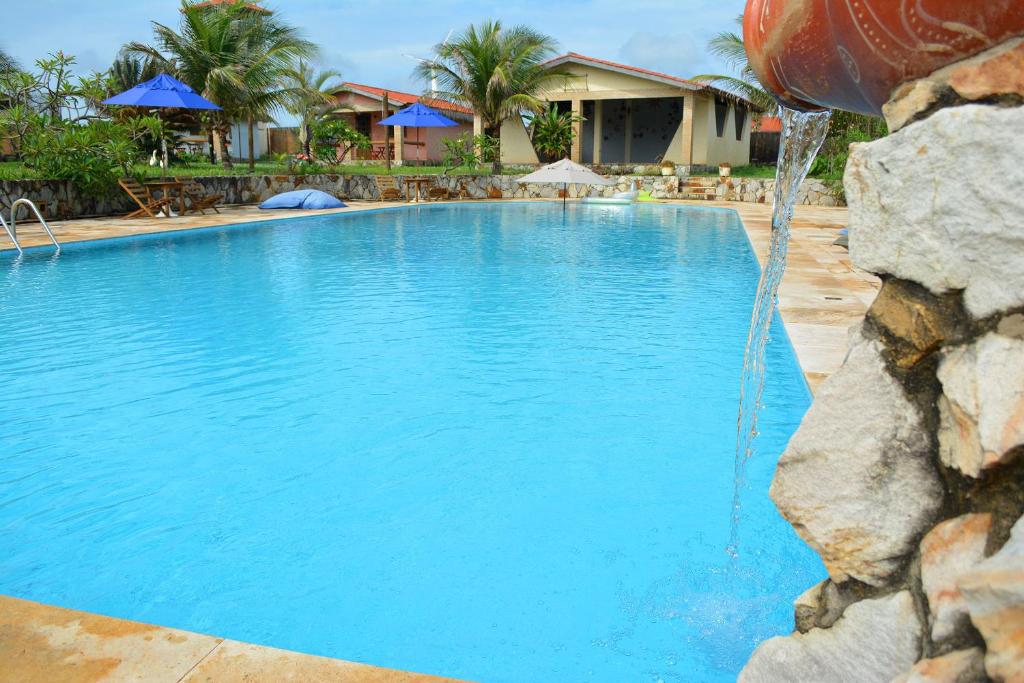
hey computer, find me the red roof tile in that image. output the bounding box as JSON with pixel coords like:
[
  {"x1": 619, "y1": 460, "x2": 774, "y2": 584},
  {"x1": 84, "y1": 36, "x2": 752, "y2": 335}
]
[
  {"x1": 549, "y1": 52, "x2": 704, "y2": 89},
  {"x1": 340, "y1": 83, "x2": 473, "y2": 116},
  {"x1": 754, "y1": 115, "x2": 782, "y2": 132},
  {"x1": 544, "y1": 52, "x2": 758, "y2": 107}
]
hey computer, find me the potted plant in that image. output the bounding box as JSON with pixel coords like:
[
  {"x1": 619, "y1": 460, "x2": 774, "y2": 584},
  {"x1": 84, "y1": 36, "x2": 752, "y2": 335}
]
[
  {"x1": 660, "y1": 159, "x2": 676, "y2": 176},
  {"x1": 719, "y1": 162, "x2": 732, "y2": 178}
]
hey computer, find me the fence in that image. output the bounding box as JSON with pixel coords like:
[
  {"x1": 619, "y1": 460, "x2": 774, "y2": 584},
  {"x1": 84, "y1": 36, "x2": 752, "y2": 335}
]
[{"x1": 750, "y1": 132, "x2": 781, "y2": 164}]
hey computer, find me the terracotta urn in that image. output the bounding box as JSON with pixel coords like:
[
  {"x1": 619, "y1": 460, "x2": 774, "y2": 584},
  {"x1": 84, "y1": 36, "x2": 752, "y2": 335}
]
[{"x1": 743, "y1": 0, "x2": 1024, "y2": 115}]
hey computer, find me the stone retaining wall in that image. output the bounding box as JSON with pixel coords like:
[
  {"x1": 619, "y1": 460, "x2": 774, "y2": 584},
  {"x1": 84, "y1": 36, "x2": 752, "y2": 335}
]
[
  {"x1": 740, "y1": 49, "x2": 1024, "y2": 683},
  {"x1": 0, "y1": 173, "x2": 842, "y2": 221}
]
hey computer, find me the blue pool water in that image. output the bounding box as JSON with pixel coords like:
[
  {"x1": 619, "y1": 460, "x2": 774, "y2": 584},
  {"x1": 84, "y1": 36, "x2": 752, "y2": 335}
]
[{"x1": 0, "y1": 203, "x2": 821, "y2": 681}]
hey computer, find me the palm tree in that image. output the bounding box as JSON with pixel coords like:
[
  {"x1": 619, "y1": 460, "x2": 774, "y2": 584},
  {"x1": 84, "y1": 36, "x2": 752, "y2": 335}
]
[
  {"x1": 280, "y1": 61, "x2": 343, "y2": 159},
  {"x1": 128, "y1": 0, "x2": 316, "y2": 168},
  {"x1": 691, "y1": 15, "x2": 777, "y2": 114},
  {"x1": 109, "y1": 51, "x2": 159, "y2": 93},
  {"x1": 0, "y1": 48, "x2": 20, "y2": 75},
  {"x1": 416, "y1": 20, "x2": 567, "y2": 173}
]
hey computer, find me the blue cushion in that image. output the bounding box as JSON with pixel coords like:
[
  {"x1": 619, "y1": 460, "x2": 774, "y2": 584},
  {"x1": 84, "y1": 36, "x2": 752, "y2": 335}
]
[{"x1": 259, "y1": 189, "x2": 345, "y2": 210}]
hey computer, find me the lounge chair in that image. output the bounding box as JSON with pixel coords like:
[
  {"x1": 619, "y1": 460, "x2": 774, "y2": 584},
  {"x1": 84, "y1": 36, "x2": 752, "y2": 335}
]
[
  {"x1": 374, "y1": 175, "x2": 402, "y2": 202},
  {"x1": 426, "y1": 186, "x2": 449, "y2": 201},
  {"x1": 118, "y1": 179, "x2": 173, "y2": 219},
  {"x1": 180, "y1": 179, "x2": 223, "y2": 215}
]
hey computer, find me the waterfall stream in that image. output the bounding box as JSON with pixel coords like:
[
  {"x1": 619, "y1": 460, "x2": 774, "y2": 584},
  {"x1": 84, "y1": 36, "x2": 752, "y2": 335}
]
[{"x1": 728, "y1": 107, "x2": 832, "y2": 557}]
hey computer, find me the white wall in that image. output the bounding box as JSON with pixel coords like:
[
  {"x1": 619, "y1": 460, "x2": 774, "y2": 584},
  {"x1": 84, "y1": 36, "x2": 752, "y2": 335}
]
[{"x1": 227, "y1": 121, "x2": 269, "y2": 160}]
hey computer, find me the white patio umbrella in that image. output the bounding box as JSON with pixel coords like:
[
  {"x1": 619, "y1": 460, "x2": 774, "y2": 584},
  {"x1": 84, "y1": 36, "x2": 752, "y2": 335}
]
[{"x1": 517, "y1": 158, "x2": 614, "y2": 213}]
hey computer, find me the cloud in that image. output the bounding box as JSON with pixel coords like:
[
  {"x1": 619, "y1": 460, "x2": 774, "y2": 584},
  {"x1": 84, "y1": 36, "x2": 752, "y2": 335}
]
[{"x1": 616, "y1": 32, "x2": 710, "y2": 79}]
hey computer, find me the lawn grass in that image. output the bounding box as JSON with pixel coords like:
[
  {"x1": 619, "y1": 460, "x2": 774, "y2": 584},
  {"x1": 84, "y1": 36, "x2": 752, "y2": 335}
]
[
  {"x1": 0, "y1": 159, "x2": 529, "y2": 181},
  {"x1": 692, "y1": 164, "x2": 780, "y2": 178},
  {"x1": 0, "y1": 159, "x2": 801, "y2": 182}
]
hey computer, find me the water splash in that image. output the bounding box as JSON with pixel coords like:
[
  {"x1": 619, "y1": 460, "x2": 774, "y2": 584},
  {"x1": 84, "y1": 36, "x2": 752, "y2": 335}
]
[{"x1": 727, "y1": 107, "x2": 832, "y2": 557}]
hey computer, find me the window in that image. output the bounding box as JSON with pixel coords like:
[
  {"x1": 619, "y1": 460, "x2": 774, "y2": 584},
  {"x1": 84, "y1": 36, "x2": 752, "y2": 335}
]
[
  {"x1": 734, "y1": 105, "x2": 746, "y2": 141},
  {"x1": 714, "y1": 98, "x2": 728, "y2": 138}
]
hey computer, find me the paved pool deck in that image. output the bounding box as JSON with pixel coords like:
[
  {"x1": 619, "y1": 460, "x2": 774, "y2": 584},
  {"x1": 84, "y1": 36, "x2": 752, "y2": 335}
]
[{"x1": 0, "y1": 198, "x2": 880, "y2": 681}]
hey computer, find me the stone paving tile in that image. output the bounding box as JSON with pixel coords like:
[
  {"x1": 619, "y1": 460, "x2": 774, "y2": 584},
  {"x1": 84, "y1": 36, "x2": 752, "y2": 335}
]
[
  {"x1": 0, "y1": 595, "x2": 466, "y2": 682},
  {"x1": 182, "y1": 640, "x2": 463, "y2": 683},
  {"x1": 0, "y1": 595, "x2": 222, "y2": 683}
]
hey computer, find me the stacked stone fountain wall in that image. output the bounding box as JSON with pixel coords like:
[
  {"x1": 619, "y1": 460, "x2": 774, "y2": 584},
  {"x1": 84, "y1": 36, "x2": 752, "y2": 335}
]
[{"x1": 740, "y1": 45, "x2": 1024, "y2": 683}]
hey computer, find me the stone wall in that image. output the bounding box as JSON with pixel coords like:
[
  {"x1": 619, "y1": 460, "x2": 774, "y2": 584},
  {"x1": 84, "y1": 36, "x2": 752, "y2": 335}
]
[
  {"x1": 0, "y1": 172, "x2": 841, "y2": 221},
  {"x1": 740, "y1": 61, "x2": 1023, "y2": 683}
]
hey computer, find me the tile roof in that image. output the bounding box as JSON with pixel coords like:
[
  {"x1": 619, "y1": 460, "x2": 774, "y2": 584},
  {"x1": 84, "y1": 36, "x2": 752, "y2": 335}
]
[
  {"x1": 754, "y1": 115, "x2": 782, "y2": 132},
  {"x1": 544, "y1": 52, "x2": 759, "y2": 107},
  {"x1": 339, "y1": 83, "x2": 474, "y2": 116}
]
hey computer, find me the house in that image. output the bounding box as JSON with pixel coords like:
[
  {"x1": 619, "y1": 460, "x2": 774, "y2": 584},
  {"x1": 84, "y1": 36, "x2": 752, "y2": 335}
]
[
  {"x1": 495, "y1": 52, "x2": 760, "y2": 169},
  {"x1": 331, "y1": 83, "x2": 474, "y2": 164}
]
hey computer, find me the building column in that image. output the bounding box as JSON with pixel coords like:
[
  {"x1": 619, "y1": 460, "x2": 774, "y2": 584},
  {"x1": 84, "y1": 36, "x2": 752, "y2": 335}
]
[
  {"x1": 394, "y1": 125, "x2": 404, "y2": 164},
  {"x1": 679, "y1": 94, "x2": 694, "y2": 169},
  {"x1": 623, "y1": 103, "x2": 633, "y2": 164},
  {"x1": 592, "y1": 100, "x2": 603, "y2": 165},
  {"x1": 570, "y1": 99, "x2": 583, "y2": 163}
]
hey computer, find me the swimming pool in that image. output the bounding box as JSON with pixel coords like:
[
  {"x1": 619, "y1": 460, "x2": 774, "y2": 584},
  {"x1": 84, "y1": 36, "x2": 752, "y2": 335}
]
[{"x1": 0, "y1": 203, "x2": 821, "y2": 681}]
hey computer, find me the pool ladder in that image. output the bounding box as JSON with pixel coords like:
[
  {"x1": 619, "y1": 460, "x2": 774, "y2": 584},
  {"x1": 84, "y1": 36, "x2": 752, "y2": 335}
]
[{"x1": 1, "y1": 199, "x2": 61, "y2": 255}]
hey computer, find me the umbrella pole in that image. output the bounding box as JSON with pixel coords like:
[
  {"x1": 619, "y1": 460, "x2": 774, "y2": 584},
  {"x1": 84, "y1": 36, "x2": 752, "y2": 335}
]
[
  {"x1": 563, "y1": 182, "x2": 567, "y2": 214},
  {"x1": 161, "y1": 138, "x2": 169, "y2": 180}
]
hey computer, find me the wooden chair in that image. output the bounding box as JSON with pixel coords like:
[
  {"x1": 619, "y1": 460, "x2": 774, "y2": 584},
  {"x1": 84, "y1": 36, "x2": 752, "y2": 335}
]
[
  {"x1": 426, "y1": 186, "x2": 450, "y2": 201},
  {"x1": 118, "y1": 179, "x2": 172, "y2": 219},
  {"x1": 375, "y1": 175, "x2": 402, "y2": 201},
  {"x1": 180, "y1": 179, "x2": 223, "y2": 215}
]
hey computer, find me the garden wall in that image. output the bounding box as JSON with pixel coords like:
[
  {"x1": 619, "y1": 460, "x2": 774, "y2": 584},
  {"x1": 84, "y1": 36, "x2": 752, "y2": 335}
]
[{"x1": 0, "y1": 173, "x2": 841, "y2": 221}]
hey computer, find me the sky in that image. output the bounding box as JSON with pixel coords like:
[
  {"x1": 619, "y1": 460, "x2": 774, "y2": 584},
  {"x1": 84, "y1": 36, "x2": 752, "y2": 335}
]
[{"x1": 7, "y1": 0, "x2": 746, "y2": 119}]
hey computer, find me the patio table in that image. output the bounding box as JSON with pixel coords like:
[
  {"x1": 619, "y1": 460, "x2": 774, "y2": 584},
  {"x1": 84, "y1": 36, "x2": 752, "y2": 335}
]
[
  {"x1": 403, "y1": 176, "x2": 432, "y2": 203},
  {"x1": 145, "y1": 180, "x2": 187, "y2": 217}
]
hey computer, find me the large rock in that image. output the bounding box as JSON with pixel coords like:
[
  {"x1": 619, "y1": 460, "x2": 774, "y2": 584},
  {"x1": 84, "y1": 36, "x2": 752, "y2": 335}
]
[
  {"x1": 794, "y1": 580, "x2": 858, "y2": 633},
  {"x1": 771, "y1": 332, "x2": 943, "y2": 586},
  {"x1": 958, "y1": 514, "x2": 1024, "y2": 683},
  {"x1": 889, "y1": 648, "x2": 987, "y2": 683},
  {"x1": 919, "y1": 513, "x2": 993, "y2": 643},
  {"x1": 846, "y1": 105, "x2": 1024, "y2": 319},
  {"x1": 867, "y1": 279, "x2": 958, "y2": 369},
  {"x1": 740, "y1": 591, "x2": 921, "y2": 683},
  {"x1": 937, "y1": 332, "x2": 1024, "y2": 478}
]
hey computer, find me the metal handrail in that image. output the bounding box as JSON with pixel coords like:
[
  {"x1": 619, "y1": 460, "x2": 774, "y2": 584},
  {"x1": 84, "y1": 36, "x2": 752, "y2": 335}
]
[
  {"x1": 0, "y1": 212, "x2": 21, "y2": 255},
  {"x1": 9, "y1": 199, "x2": 60, "y2": 253}
]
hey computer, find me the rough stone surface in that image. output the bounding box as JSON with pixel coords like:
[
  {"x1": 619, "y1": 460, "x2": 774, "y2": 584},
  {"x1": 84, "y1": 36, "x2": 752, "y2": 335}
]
[
  {"x1": 740, "y1": 591, "x2": 921, "y2": 683},
  {"x1": 846, "y1": 104, "x2": 1024, "y2": 319},
  {"x1": 867, "y1": 279, "x2": 957, "y2": 368},
  {"x1": 883, "y1": 38, "x2": 1024, "y2": 132},
  {"x1": 794, "y1": 579, "x2": 858, "y2": 633},
  {"x1": 771, "y1": 331, "x2": 943, "y2": 586},
  {"x1": 958, "y1": 514, "x2": 1024, "y2": 683},
  {"x1": 937, "y1": 332, "x2": 1024, "y2": 478},
  {"x1": 919, "y1": 513, "x2": 993, "y2": 643},
  {"x1": 889, "y1": 648, "x2": 987, "y2": 683}
]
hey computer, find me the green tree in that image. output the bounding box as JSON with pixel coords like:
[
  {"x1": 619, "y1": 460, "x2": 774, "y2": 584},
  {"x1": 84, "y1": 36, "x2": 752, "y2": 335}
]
[
  {"x1": 280, "y1": 61, "x2": 343, "y2": 159},
  {"x1": 128, "y1": 0, "x2": 316, "y2": 168},
  {"x1": 0, "y1": 48, "x2": 20, "y2": 76},
  {"x1": 416, "y1": 20, "x2": 568, "y2": 173},
  {"x1": 529, "y1": 104, "x2": 580, "y2": 161},
  {"x1": 691, "y1": 15, "x2": 776, "y2": 113},
  {"x1": 109, "y1": 51, "x2": 159, "y2": 94}
]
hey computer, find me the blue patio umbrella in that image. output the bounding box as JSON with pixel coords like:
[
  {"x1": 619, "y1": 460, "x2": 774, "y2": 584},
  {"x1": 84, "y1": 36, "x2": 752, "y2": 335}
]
[
  {"x1": 103, "y1": 73, "x2": 221, "y2": 178},
  {"x1": 102, "y1": 73, "x2": 221, "y2": 110},
  {"x1": 377, "y1": 102, "x2": 458, "y2": 164}
]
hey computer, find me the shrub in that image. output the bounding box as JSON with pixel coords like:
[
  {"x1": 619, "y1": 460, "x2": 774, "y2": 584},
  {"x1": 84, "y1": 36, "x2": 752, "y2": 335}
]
[{"x1": 530, "y1": 105, "x2": 580, "y2": 161}]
